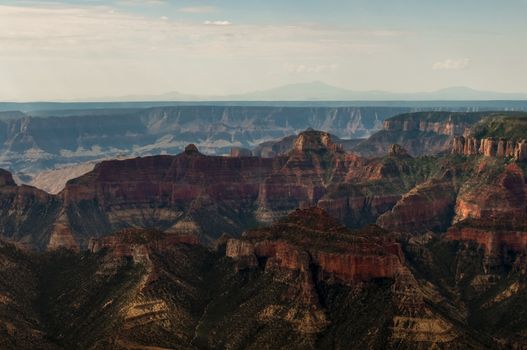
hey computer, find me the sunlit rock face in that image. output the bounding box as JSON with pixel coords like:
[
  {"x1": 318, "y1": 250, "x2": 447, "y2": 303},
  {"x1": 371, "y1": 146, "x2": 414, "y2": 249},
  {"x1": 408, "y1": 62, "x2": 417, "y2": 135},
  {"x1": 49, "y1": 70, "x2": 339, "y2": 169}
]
[
  {"x1": 377, "y1": 179, "x2": 456, "y2": 233},
  {"x1": 452, "y1": 135, "x2": 527, "y2": 161},
  {"x1": 227, "y1": 208, "x2": 404, "y2": 284}
]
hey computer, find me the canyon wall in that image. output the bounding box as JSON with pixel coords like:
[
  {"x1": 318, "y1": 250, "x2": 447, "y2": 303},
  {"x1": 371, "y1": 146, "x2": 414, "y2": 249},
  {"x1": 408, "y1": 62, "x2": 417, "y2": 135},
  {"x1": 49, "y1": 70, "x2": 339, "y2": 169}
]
[
  {"x1": 226, "y1": 208, "x2": 404, "y2": 284},
  {"x1": 352, "y1": 111, "x2": 491, "y2": 157},
  {"x1": 452, "y1": 136, "x2": 527, "y2": 161},
  {"x1": 0, "y1": 106, "x2": 403, "y2": 178}
]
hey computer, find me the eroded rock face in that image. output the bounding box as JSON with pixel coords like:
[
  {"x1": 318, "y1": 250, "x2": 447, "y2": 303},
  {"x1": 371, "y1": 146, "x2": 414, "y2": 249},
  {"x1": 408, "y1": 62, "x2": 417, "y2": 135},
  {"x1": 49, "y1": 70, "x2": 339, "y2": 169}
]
[
  {"x1": 227, "y1": 208, "x2": 404, "y2": 284},
  {"x1": 447, "y1": 161, "x2": 527, "y2": 266},
  {"x1": 377, "y1": 179, "x2": 456, "y2": 233},
  {"x1": 452, "y1": 135, "x2": 527, "y2": 161},
  {"x1": 446, "y1": 225, "x2": 527, "y2": 257},
  {"x1": 293, "y1": 129, "x2": 343, "y2": 153},
  {"x1": 256, "y1": 130, "x2": 347, "y2": 222},
  {"x1": 88, "y1": 228, "x2": 199, "y2": 268},
  {"x1": 382, "y1": 114, "x2": 474, "y2": 136},
  {"x1": 0, "y1": 106, "x2": 409, "y2": 177},
  {"x1": 454, "y1": 162, "x2": 526, "y2": 224},
  {"x1": 61, "y1": 149, "x2": 287, "y2": 246},
  {"x1": 0, "y1": 170, "x2": 62, "y2": 250},
  {"x1": 0, "y1": 129, "x2": 423, "y2": 249}
]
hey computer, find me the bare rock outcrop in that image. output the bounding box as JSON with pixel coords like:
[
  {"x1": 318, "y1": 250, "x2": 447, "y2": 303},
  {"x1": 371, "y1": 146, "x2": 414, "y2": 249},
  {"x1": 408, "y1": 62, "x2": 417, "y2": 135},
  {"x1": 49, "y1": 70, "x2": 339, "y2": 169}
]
[{"x1": 452, "y1": 136, "x2": 527, "y2": 161}]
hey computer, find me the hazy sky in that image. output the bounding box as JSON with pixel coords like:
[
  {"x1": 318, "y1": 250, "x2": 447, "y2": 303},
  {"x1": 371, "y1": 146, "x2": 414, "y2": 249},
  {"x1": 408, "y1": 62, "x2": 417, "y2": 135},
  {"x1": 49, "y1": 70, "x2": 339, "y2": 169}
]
[{"x1": 0, "y1": 0, "x2": 526, "y2": 101}]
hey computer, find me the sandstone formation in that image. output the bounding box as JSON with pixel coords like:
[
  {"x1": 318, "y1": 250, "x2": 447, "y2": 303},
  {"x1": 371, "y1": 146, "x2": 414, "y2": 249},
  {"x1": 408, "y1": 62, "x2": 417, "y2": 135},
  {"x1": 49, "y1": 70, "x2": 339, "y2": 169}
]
[
  {"x1": 377, "y1": 179, "x2": 456, "y2": 233},
  {"x1": 352, "y1": 111, "x2": 492, "y2": 157},
  {"x1": 3, "y1": 128, "x2": 415, "y2": 250},
  {"x1": 227, "y1": 208, "x2": 404, "y2": 284},
  {"x1": 88, "y1": 228, "x2": 199, "y2": 263},
  {"x1": 446, "y1": 224, "x2": 527, "y2": 257},
  {"x1": 381, "y1": 112, "x2": 479, "y2": 136},
  {"x1": 52, "y1": 129, "x2": 425, "y2": 249},
  {"x1": 454, "y1": 162, "x2": 526, "y2": 224},
  {"x1": 452, "y1": 135, "x2": 527, "y2": 161}
]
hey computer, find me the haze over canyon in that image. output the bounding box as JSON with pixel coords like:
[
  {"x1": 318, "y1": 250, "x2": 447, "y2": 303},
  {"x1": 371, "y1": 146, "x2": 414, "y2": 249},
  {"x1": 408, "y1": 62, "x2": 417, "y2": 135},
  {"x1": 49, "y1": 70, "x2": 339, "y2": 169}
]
[{"x1": 1, "y1": 0, "x2": 527, "y2": 349}]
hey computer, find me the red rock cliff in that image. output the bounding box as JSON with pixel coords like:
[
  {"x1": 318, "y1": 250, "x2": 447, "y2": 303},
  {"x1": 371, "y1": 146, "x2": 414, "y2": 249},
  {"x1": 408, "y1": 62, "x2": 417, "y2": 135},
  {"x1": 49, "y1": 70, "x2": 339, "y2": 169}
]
[
  {"x1": 452, "y1": 136, "x2": 527, "y2": 161},
  {"x1": 226, "y1": 208, "x2": 404, "y2": 284}
]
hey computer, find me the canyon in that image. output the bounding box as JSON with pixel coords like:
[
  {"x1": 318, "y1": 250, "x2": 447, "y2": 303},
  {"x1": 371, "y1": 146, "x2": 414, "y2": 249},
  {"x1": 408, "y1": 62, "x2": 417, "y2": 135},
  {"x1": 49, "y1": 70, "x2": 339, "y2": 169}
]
[
  {"x1": 0, "y1": 105, "x2": 399, "y2": 178},
  {"x1": 0, "y1": 110, "x2": 526, "y2": 349}
]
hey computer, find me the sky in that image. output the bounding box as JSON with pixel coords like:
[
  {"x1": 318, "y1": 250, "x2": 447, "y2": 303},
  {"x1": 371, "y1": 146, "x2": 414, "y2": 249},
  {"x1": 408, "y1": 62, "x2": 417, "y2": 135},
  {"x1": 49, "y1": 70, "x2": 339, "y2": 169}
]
[{"x1": 0, "y1": 0, "x2": 526, "y2": 101}]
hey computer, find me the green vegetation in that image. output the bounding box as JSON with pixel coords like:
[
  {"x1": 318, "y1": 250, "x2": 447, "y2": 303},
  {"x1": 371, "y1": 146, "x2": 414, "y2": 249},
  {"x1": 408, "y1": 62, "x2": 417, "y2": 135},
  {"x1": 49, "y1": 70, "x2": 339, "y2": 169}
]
[
  {"x1": 35, "y1": 249, "x2": 144, "y2": 349},
  {"x1": 472, "y1": 115, "x2": 527, "y2": 140}
]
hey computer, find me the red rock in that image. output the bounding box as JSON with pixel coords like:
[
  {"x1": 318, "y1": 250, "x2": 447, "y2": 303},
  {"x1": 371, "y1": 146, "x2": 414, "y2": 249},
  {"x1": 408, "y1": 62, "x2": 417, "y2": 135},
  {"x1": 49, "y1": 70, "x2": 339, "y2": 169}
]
[
  {"x1": 452, "y1": 136, "x2": 465, "y2": 155},
  {"x1": 227, "y1": 208, "x2": 404, "y2": 284},
  {"x1": 88, "y1": 228, "x2": 199, "y2": 263},
  {"x1": 515, "y1": 140, "x2": 527, "y2": 161},
  {"x1": 497, "y1": 138, "x2": 507, "y2": 158},
  {"x1": 451, "y1": 135, "x2": 527, "y2": 161},
  {"x1": 455, "y1": 162, "x2": 526, "y2": 224},
  {"x1": 446, "y1": 225, "x2": 527, "y2": 256},
  {"x1": 0, "y1": 169, "x2": 63, "y2": 250},
  {"x1": 377, "y1": 179, "x2": 456, "y2": 233}
]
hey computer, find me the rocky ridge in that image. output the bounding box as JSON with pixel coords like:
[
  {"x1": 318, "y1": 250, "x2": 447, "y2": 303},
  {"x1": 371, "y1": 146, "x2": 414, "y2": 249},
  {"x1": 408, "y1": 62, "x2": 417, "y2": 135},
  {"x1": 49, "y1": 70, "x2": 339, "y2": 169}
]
[{"x1": 1, "y1": 128, "x2": 431, "y2": 250}]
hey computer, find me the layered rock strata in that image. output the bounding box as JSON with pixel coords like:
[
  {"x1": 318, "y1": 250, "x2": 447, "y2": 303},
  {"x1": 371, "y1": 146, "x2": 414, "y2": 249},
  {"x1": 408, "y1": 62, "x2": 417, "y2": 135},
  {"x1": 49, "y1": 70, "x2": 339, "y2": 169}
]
[
  {"x1": 226, "y1": 208, "x2": 404, "y2": 284},
  {"x1": 452, "y1": 136, "x2": 527, "y2": 161}
]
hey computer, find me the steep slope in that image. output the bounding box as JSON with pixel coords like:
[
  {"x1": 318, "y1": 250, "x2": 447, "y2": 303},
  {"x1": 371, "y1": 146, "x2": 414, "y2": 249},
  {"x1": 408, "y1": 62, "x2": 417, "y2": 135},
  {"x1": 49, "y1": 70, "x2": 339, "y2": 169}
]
[
  {"x1": 377, "y1": 178, "x2": 456, "y2": 233},
  {"x1": 352, "y1": 112, "x2": 525, "y2": 157},
  {"x1": 252, "y1": 132, "x2": 362, "y2": 158},
  {"x1": 0, "y1": 241, "x2": 59, "y2": 350},
  {"x1": 403, "y1": 234, "x2": 527, "y2": 348},
  {"x1": 451, "y1": 116, "x2": 527, "y2": 161},
  {"x1": 60, "y1": 145, "x2": 287, "y2": 247},
  {"x1": 4, "y1": 193, "x2": 527, "y2": 349},
  {"x1": 0, "y1": 169, "x2": 63, "y2": 250},
  {"x1": 29, "y1": 161, "x2": 97, "y2": 194}
]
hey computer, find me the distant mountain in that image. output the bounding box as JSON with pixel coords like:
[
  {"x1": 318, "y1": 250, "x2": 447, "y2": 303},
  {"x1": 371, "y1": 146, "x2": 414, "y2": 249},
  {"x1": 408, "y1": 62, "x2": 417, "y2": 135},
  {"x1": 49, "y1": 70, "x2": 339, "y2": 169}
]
[
  {"x1": 229, "y1": 82, "x2": 527, "y2": 101},
  {"x1": 82, "y1": 82, "x2": 527, "y2": 102},
  {"x1": 227, "y1": 81, "x2": 356, "y2": 100}
]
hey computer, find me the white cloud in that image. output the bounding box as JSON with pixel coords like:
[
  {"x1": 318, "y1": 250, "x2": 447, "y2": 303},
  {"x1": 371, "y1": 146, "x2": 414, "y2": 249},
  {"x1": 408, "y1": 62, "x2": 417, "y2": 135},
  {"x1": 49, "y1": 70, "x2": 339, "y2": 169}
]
[
  {"x1": 432, "y1": 58, "x2": 470, "y2": 71},
  {"x1": 0, "y1": 4, "x2": 407, "y2": 100},
  {"x1": 119, "y1": 0, "x2": 166, "y2": 5},
  {"x1": 285, "y1": 63, "x2": 338, "y2": 74},
  {"x1": 179, "y1": 6, "x2": 216, "y2": 14},
  {"x1": 204, "y1": 20, "x2": 231, "y2": 26}
]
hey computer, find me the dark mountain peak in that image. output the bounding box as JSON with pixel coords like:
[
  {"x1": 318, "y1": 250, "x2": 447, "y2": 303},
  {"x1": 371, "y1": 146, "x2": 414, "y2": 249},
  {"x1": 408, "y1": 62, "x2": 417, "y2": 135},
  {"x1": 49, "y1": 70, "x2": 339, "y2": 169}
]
[
  {"x1": 293, "y1": 129, "x2": 342, "y2": 153},
  {"x1": 0, "y1": 169, "x2": 16, "y2": 187},
  {"x1": 184, "y1": 144, "x2": 201, "y2": 155}
]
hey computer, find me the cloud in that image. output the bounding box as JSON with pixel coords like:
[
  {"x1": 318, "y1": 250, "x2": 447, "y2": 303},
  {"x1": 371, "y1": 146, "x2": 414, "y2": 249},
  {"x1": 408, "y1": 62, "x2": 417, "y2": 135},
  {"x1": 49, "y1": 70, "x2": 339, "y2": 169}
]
[
  {"x1": 179, "y1": 6, "x2": 216, "y2": 14},
  {"x1": 432, "y1": 58, "x2": 470, "y2": 71},
  {"x1": 0, "y1": 4, "x2": 403, "y2": 100},
  {"x1": 119, "y1": 0, "x2": 166, "y2": 5},
  {"x1": 0, "y1": 5, "x2": 395, "y2": 60},
  {"x1": 285, "y1": 64, "x2": 338, "y2": 74},
  {"x1": 204, "y1": 20, "x2": 231, "y2": 26}
]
